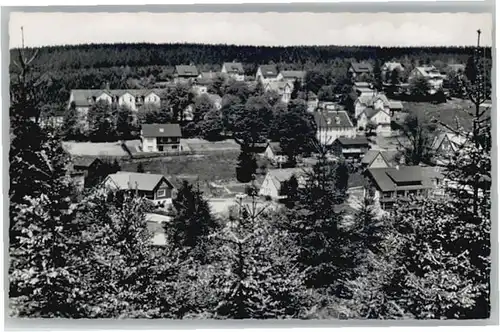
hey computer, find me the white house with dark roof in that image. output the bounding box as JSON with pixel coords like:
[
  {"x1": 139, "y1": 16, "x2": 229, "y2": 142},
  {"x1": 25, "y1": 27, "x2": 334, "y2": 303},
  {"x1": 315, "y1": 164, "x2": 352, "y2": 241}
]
[
  {"x1": 348, "y1": 62, "x2": 373, "y2": 78},
  {"x1": 264, "y1": 81, "x2": 294, "y2": 104},
  {"x1": 221, "y1": 62, "x2": 245, "y2": 81},
  {"x1": 174, "y1": 65, "x2": 199, "y2": 84},
  {"x1": 68, "y1": 89, "x2": 162, "y2": 114},
  {"x1": 364, "y1": 165, "x2": 444, "y2": 211},
  {"x1": 332, "y1": 137, "x2": 371, "y2": 160},
  {"x1": 408, "y1": 66, "x2": 447, "y2": 94},
  {"x1": 277, "y1": 70, "x2": 306, "y2": 84},
  {"x1": 140, "y1": 123, "x2": 182, "y2": 153},
  {"x1": 256, "y1": 64, "x2": 279, "y2": 84},
  {"x1": 431, "y1": 132, "x2": 468, "y2": 165},
  {"x1": 357, "y1": 106, "x2": 392, "y2": 137},
  {"x1": 314, "y1": 110, "x2": 356, "y2": 146},
  {"x1": 258, "y1": 168, "x2": 310, "y2": 200},
  {"x1": 103, "y1": 171, "x2": 175, "y2": 208},
  {"x1": 381, "y1": 62, "x2": 405, "y2": 81}
]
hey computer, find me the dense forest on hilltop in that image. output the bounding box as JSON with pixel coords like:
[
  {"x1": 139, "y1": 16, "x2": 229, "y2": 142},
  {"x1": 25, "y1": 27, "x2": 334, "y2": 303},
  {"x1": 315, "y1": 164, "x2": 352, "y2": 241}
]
[{"x1": 9, "y1": 43, "x2": 491, "y2": 109}]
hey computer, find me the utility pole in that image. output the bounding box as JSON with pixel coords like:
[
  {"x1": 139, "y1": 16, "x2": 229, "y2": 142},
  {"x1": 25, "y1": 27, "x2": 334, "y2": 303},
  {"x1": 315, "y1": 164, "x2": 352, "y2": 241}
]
[{"x1": 21, "y1": 26, "x2": 24, "y2": 49}]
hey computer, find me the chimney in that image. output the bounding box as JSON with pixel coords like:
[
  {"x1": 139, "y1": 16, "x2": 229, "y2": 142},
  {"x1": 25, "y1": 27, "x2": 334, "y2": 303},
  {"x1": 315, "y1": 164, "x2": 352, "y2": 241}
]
[
  {"x1": 105, "y1": 82, "x2": 110, "y2": 90},
  {"x1": 334, "y1": 116, "x2": 340, "y2": 125},
  {"x1": 395, "y1": 165, "x2": 400, "y2": 170}
]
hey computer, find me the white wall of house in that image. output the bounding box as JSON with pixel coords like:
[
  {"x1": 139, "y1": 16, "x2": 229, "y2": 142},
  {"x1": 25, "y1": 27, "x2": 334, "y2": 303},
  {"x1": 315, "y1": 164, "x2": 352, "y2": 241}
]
[
  {"x1": 96, "y1": 92, "x2": 113, "y2": 104},
  {"x1": 193, "y1": 85, "x2": 208, "y2": 96},
  {"x1": 144, "y1": 93, "x2": 161, "y2": 106},
  {"x1": 141, "y1": 137, "x2": 157, "y2": 152},
  {"x1": 258, "y1": 175, "x2": 280, "y2": 198},
  {"x1": 221, "y1": 65, "x2": 245, "y2": 81},
  {"x1": 369, "y1": 153, "x2": 390, "y2": 168},
  {"x1": 119, "y1": 92, "x2": 137, "y2": 111},
  {"x1": 281, "y1": 84, "x2": 292, "y2": 103},
  {"x1": 355, "y1": 101, "x2": 366, "y2": 118},
  {"x1": 316, "y1": 127, "x2": 356, "y2": 145}
]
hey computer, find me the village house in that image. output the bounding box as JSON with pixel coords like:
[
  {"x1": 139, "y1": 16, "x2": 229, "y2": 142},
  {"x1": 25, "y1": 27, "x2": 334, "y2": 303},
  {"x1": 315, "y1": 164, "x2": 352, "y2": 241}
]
[
  {"x1": 173, "y1": 65, "x2": 199, "y2": 84},
  {"x1": 262, "y1": 142, "x2": 288, "y2": 166},
  {"x1": 264, "y1": 81, "x2": 294, "y2": 104},
  {"x1": 221, "y1": 62, "x2": 245, "y2": 81},
  {"x1": 67, "y1": 89, "x2": 162, "y2": 115},
  {"x1": 306, "y1": 92, "x2": 319, "y2": 112},
  {"x1": 431, "y1": 132, "x2": 468, "y2": 165},
  {"x1": 276, "y1": 70, "x2": 306, "y2": 85},
  {"x1": 353, "y1": 82, "x2": 375, "y2": 96},
  {"x1": 256, "y1": 64, "x2": 279, "y2": 84},
  {"x1": 140, "y1": 123, "x2": 182, "y2": 153},
  {"x1": 332, "y1": 137, "x2": 371, "y2": 160},
  {"x1": 361, "y1": 149, "x2": 401, "y2": 169},
  {"x1": 37, "y1": 108, "x2": 65, "y2": 128},
  {"x1": 381, "y1": 61, "x2": 405, "y2": 81},
  {"x1": 348, "y1": 62, "x2": 373, "y2": 79},
  {"x1": 408, "y1": 66, "x2": 446, "y2": 94},
  {"x1": 103, "y1": 171, "x2": 175, "y2": 209},
  {"x1": 71, "y1": 156, "x2": 103, "y2": 178},
  {"x1": 364, "y1": 165, "x2": 444, "y2": 211},
  {"x1": 314, "y1": 110, "x2": 356, "y2": 146},
  {"x1": 357, "y1": 106, "x2": 392, "y2": 137},
  {"x1": 258, "y1": 168, "x2": 309, "y2": 200},
  {"x1": 192, "y1": 78, "x2": 211, "y2": 96}
]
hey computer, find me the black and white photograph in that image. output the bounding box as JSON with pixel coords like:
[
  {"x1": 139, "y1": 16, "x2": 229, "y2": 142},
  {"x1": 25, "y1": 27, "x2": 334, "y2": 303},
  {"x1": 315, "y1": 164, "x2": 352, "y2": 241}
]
[{"x1": 3, "y1": 4, "x2": 494, "y2": 323}]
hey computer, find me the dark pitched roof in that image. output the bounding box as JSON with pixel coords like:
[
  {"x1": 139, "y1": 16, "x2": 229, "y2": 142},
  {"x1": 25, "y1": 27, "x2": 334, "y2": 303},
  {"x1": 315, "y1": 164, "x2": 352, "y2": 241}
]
[
  {"x1": 175, "y1": 65, "x2": 199, "y2": 77},
  {"x1": 279, "y1": 70, "x2": 306, "y2": 80},
  {"x1": 314, "y1": 111, "x2": 354, "y2": 129},
  {"x1": 258, "y1": 65, "x2": 279, "y2": 78},
  {"x1": 72, "y1": 156, "x2": 102, "y2": 168},
  {"x1": 223, "y1": 62, "x2": 245, "y2": 74},
  {"x1": 335, "y1": 136, "x2": 371, "y2": 146},
  {"x1": 367, "y1": 166, "x2": 438, "y2": 192},
  {"x1": 141, "y1": 123, "x2": 182, "y2": 138},
  {"x1": 350, "y1": 62, "x2": 373, "y2": 73}
]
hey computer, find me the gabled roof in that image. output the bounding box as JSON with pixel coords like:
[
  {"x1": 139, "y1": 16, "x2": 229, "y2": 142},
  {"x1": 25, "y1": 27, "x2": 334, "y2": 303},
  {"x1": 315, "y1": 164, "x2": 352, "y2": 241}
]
[
  {"x1": 314, "y1": 111, "x2": 354, "y2": 129},
  {"x1": 357, "y1": 93, "x2": 390, "y2": 108},
  {"x1": 386, "y1": 166, "x2": 423, "y2": 184},
  {"x1": 141, "y1": 123, "x2": 182, "y2": 138},
  {"x1": 258, "y1": 65, "x2": 279, "y2": 78},
  {"x1": 265, "y1": 81, "x2": 293, "y2": 93},
  {"x1": 72, "y1": 156, "x2": 102, "y2": 168},
  {"x1": 267, "y1": 142, "x2": 283, "y2": 154},
  {"x1": 361, "y1": 150, "x2": 393, "y2": 166},
  {"x1": 279, "y1": 70, "x2": 306, "y2": 80},
  {"x1": 175, "y1": 65, "x2": 199, "y2": 77},
  {"x1": 335, "y1": 136, "x2": 371, "y2": 146},
  {"x1": 223, "y1": 62, "x2": 245, "y2": 74},
  {"x1": 266, "y1": 167, "x2": 311, "y2": 189},
  {"x1": 431, "y1": 132, "x2": 467, "y2": 151},
  {"x1": 350, "y1": 62, "x2": 373, "y2": 73},
  {"x1": 106, "y1": 171, "x2": 173, "y2": 192},
  {"x1": 382, "y1": 62, "x2": 404, "y2": 71}
]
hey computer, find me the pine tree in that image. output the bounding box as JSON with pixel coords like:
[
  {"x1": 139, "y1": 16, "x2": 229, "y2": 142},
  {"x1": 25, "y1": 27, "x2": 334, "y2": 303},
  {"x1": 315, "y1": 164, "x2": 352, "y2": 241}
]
[
  {"x1": 210, "y1": 197, "x2": 312, "y2": 319},
  {"x1": 167, "y1": 181, "x2": 219, "y2": 256},
  {"x1": 282, "y1": 149, "x2": 352, "y2": 291},
  {"x1": 61, "y1": 102, "x2": 82, "y2": 140},
  {"x1": 87, "y1": 100, "x2": 116, "y2": 142},
  {"x1": 136, "y1": 162, "x2": 145, "y2": 173},
  {"x1": 236, "y1": 148, "x2": 257, "y2": 183},
  {"x1": 74, "y1": 189, "x2": 188, "y2": 318}
]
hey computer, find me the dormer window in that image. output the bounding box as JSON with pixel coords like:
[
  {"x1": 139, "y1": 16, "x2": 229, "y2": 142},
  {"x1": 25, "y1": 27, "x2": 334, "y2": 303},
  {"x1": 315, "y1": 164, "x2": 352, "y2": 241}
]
[{"x1": 159, "y1": 128, "x2": 164, "y2": 133}]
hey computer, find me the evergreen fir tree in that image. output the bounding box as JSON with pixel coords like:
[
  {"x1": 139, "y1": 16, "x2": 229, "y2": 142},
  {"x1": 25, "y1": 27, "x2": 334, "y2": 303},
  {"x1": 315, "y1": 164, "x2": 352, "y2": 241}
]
[{"x1": 167, "y1": 181, "x2": 219, "y2": 255}]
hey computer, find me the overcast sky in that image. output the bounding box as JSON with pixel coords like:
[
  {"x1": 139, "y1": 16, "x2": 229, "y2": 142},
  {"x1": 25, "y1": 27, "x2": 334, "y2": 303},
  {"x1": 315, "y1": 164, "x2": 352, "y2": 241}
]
[{"x1": 9, "y1": 12, "x2": 493, "y2": 49}]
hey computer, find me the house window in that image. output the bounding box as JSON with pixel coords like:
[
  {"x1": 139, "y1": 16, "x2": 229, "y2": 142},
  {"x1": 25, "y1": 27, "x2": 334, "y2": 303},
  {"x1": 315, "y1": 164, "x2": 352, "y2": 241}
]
[
  {"x1": 156, "y1": 189, "x2": 167, "y2": 198},
  {"x1": 383, "y1": 192, "x2": 393, "y2": 198},
  {"x1": 172, "y1": 145, "x2": 178, "y2": 150},
  {"x1": 396, "y1": 190, "x2": 405, "y2": 197}
]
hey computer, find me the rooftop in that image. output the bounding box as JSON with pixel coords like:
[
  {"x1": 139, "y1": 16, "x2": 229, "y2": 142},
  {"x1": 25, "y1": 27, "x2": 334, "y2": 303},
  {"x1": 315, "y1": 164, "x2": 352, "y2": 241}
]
[
  {"x1": 350, "y1": 62, "x2": 373, "y2": 73},
  {"x1": 258, "y1": 64, "x2": 279, "y2": 78},
  {"x1": 175, "y1": 65, "x2": 199, "y2": 77},
  {"x1": 141, "y1": 123, "x2": 182, "y2": 138},
  {"x1": 223, "y1": 62, "x2": 245, "y2": 74},
  {"x1": 336, "y1": 136, "x2": 371, "y2": 146},
  {"x1": 367, "y1": 165, "x2": 439, "y2": 192},
  {"x1": 106, "y1": 171, "x2": 173, "y2": 192},
  {"x1": 314, "y1": 110, "x2": 354, "y2": 129}
]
